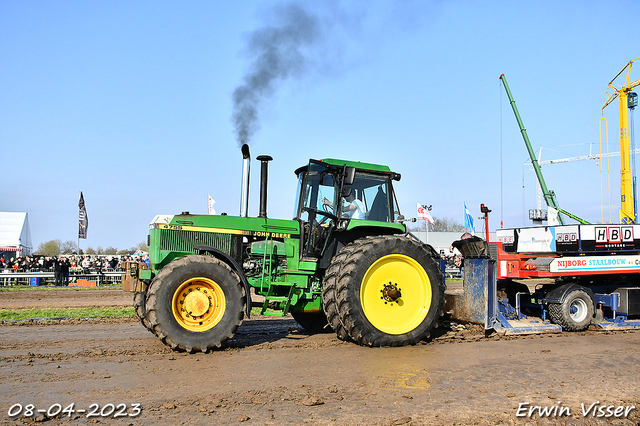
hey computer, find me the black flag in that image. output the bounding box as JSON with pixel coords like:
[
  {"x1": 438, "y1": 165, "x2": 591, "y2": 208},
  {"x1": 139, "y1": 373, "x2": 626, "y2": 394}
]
[{"x1": 79, "y1": 191, "x2": 88, "y2": 239}]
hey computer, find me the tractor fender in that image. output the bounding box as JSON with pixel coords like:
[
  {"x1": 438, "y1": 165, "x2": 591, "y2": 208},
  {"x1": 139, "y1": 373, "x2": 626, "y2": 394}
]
[
  {"x1": 543, "y1": 283, "x2": 595, "y2": 307},
  {"x1": 194, "y1": 245, "x2": 252, "y2": 318},
  {"x1": 319, "y1": 226, "x2": 404, "y2": 270}
]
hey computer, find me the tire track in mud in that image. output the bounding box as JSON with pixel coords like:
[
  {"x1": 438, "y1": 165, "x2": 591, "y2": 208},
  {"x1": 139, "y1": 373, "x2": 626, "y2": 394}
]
[
  {"x1": 1, "y1": 314, "x2": 633, "y2": 364},
  {"x1": 2, "y1": 288, "x2": 640, "y2": 425}
]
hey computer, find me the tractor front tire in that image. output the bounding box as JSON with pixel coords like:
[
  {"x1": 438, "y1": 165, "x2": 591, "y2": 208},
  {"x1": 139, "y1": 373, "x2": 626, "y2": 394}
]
[
  {"x1": 548, "y1": 289, "x2": 594, "y2": 331},
  {"x1": 335, "y1": 236, "x2": 445, "y2": 347},
  {"x1": 146, "y1": 255, "x2": 245, "y2": 353},
  {"x1": 133, "y1": 291, "x2": 153, "y2": 334}
]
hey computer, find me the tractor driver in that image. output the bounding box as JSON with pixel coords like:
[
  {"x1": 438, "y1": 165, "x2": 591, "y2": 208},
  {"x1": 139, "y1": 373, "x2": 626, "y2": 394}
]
[{"x1": 342, "y1": 192, "x2": 366, "y2": 219}]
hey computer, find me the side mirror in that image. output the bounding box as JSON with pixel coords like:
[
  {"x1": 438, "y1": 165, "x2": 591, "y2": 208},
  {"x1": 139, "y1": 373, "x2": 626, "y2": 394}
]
[{"x1": 342, "y1": 166, "x2": 356, "y2": 186}]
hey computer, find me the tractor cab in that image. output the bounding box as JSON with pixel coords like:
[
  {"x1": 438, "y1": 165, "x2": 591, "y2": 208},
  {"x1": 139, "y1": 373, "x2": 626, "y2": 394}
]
[{"x1": 293, "y1": 158, "x2": 404, "y2": 260}]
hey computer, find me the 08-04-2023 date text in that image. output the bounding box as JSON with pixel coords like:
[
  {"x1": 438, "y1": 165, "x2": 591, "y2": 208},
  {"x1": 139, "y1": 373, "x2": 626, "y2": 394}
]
[{"x1": 7, "y1": 403, "x2": 141, "y2": 419}]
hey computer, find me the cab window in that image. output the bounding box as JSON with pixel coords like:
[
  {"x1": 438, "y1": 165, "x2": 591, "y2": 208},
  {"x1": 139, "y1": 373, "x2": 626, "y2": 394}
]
[
  {"x1": 341, "y1": 173, "x2": 391, "y2": 222},
  {"x1": 295, "y1": 162, "x2": 338, "y2": 222}
]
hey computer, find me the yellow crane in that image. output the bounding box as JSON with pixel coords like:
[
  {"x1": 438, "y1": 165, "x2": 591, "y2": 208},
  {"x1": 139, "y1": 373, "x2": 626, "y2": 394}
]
[{"x1": 602, "y1": 57, "x2": 640, "y2": 224}]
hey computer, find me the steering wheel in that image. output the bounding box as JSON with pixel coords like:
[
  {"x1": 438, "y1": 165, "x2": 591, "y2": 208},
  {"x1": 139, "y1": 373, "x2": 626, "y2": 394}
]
[
  {"x1": 302, "y1": 207, "x2": 338, "y2": 225},
  {"x1": 319, "y1": 196, "x2": 335, "y2": 213}
]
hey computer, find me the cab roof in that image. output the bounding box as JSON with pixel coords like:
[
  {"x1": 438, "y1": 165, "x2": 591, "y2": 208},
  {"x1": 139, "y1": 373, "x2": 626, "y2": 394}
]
[
  {"x1": 320, "y1": 158, "x2": 393, "y2": 173},
  {"x1": 294, "y1": 158, "x2": 400, "y2": 180}
]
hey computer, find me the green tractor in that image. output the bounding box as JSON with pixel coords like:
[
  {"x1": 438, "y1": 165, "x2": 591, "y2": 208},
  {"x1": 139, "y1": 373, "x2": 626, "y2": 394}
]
[{"x1": 122, "y1": 145, "x2": 445, "y2": 352}]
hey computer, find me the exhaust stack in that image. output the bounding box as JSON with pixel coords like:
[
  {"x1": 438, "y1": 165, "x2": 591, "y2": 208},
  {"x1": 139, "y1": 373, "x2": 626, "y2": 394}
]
[
  {"x1": 240, "y1": 144, "x2": 251, "y2": 217},
  {"x1": 257, "y1": 155, "x2": 273, "y2": 218}
]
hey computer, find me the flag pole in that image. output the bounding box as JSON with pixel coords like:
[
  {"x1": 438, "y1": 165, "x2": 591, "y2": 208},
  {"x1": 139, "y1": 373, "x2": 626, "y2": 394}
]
[{"x1": 425, "y1": 204, "x2": 430, "y2": 243}]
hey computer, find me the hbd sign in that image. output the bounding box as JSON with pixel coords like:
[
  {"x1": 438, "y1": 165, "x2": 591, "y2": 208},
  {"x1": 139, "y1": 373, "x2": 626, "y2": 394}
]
[
  {"x1": 595, "y1": 226, "x2": 634, "y2": 243},
  {"x1": 556, "y1": 232, "x2": 578, "y2": 243}
]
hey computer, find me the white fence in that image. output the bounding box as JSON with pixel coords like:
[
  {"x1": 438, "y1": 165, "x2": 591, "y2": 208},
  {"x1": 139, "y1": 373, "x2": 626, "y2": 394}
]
[{"x1": 1, "y1": 269, "x2": 123, "y2": 286}]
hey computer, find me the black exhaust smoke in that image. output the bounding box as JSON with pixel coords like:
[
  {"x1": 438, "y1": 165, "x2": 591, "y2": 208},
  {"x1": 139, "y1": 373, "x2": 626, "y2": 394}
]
[
  {"x1": 230, "y1": 3, "x2": 422, "y2": 147},
  {"x1": 231, "y1": 3, "x2": 324, "y2": 147}
]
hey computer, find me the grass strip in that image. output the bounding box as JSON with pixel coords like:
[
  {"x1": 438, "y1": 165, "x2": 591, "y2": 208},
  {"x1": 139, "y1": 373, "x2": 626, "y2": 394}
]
[{"x1": 0, "y1": 306, "x2": 135, "y2": 321}]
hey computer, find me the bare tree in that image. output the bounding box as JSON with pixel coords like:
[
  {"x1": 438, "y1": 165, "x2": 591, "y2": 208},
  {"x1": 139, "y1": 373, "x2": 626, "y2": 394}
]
[
  {"x1": 34, "y1": 240, "x2": 148, "y2": 257},
  {"x1": 429, "y1": 217, "x2": 466, "y2": 232},
  {"x1": 407, "y1": 216, "x2": 465, "y2": 232},
  {"x1": 36, "y1": 239, "x2": 62, "y2": 255},
  {"x1": 60, "y1": 240, "x2": 76, "y2": 254}
]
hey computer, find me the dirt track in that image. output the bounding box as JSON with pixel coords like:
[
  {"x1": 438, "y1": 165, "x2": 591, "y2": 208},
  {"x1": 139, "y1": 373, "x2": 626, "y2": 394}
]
[
  {"x1": 1, "y1": 288, "x2": 640, "y2": 425},
  {"x1": 0, "y1": 288, "x2": 131, "y2": 309}
]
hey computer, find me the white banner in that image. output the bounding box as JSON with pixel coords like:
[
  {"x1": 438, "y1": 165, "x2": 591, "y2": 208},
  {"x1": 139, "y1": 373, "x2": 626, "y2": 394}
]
[
  {"x1": 516, "y1": 227, "x2": 554, "y2": 252},
  {"x1": 208, "y1": 195, "x2": 216, "y2": 215},
  {"x1": 550, "y1": 255, "x2": 640, "y2": 273},
  {"x1": 547, "y1": 207, "x2": 560, "y2": 226},
  {"x1": 417, "y1": 203, "x2": 434, "y2": 224}
]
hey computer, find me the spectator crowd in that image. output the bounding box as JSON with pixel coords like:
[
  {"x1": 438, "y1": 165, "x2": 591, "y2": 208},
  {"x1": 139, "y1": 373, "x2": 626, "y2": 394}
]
[{"x1": 0, "y1": 254, "x2": 148, "y2": 286}]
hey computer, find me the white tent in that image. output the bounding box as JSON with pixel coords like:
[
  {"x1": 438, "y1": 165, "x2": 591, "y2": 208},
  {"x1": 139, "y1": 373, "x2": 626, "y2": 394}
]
[{"x1": 0, "y1": 212, "x2": 33, "y2": 256}]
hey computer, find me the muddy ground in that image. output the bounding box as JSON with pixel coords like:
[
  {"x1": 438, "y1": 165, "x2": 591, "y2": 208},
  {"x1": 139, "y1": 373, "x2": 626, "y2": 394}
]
[
  {"x1": 1, "y1": 287, "x2": 639, "y2": 426},
  {"x1": 0, "y1": 288, "x2": 131, "y2": 310}
]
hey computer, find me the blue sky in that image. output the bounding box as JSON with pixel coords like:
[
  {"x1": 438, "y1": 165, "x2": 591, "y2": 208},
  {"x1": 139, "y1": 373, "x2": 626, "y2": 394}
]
[{"x1": 1, "y1": 0, "x2": 638, "y2": 251}]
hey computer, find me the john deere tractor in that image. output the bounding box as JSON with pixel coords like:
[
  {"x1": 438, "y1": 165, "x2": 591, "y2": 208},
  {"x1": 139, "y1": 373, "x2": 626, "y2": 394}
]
[{"x1": 122, "y1": 145, "x2": 445, "y2": 352}]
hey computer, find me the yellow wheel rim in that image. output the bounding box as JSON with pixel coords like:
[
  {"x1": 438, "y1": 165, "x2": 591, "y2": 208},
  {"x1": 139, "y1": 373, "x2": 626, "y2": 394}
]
[
  {"x1": 171, "y1": 277, "x2": 226, "y2": 332},
  {"x1": 360, "y1": 254, "x2": 432, "y2": 335}
]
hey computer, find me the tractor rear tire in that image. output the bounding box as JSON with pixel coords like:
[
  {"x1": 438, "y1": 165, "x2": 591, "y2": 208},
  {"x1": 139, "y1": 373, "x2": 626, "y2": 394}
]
[
  {"x1": 548, "y1": 289, "x2": 594, "y2": 331},
  {"x1": 321, "y1": 246, "x2": 356, "y2": 341},
  {"x1": 146, "y1": 255, "x2": 245, "y2": 353},
  {"x1": 291, "y1": 311, "x2": 331, "y2": 333},
  {"x1": 335, "y1": 236, "x2": 445, "y2": 347}
]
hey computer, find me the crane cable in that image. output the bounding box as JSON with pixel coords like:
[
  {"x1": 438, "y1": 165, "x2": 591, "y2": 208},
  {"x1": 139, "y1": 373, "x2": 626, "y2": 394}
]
[{"x1": 599, "y1": 117, "x2": 611, "y2": 223}]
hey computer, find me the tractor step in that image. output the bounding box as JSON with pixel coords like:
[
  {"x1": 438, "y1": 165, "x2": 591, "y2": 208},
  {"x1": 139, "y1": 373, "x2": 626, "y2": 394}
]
[
  {"x1": 260, "y1": 310, "x2": 286, "y2": 317},
  {"x1": 260, "y1": 285, "x2": 297, "y2": 316},
  {"x1": 265, "y1": 296, "x2": 289, "y2": 302}
]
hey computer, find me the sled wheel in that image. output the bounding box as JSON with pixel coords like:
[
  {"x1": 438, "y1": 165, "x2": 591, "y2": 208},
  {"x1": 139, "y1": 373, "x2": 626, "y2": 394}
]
[{"x1": 548, "y1": 289, "x2": 594, "y2": 331}]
